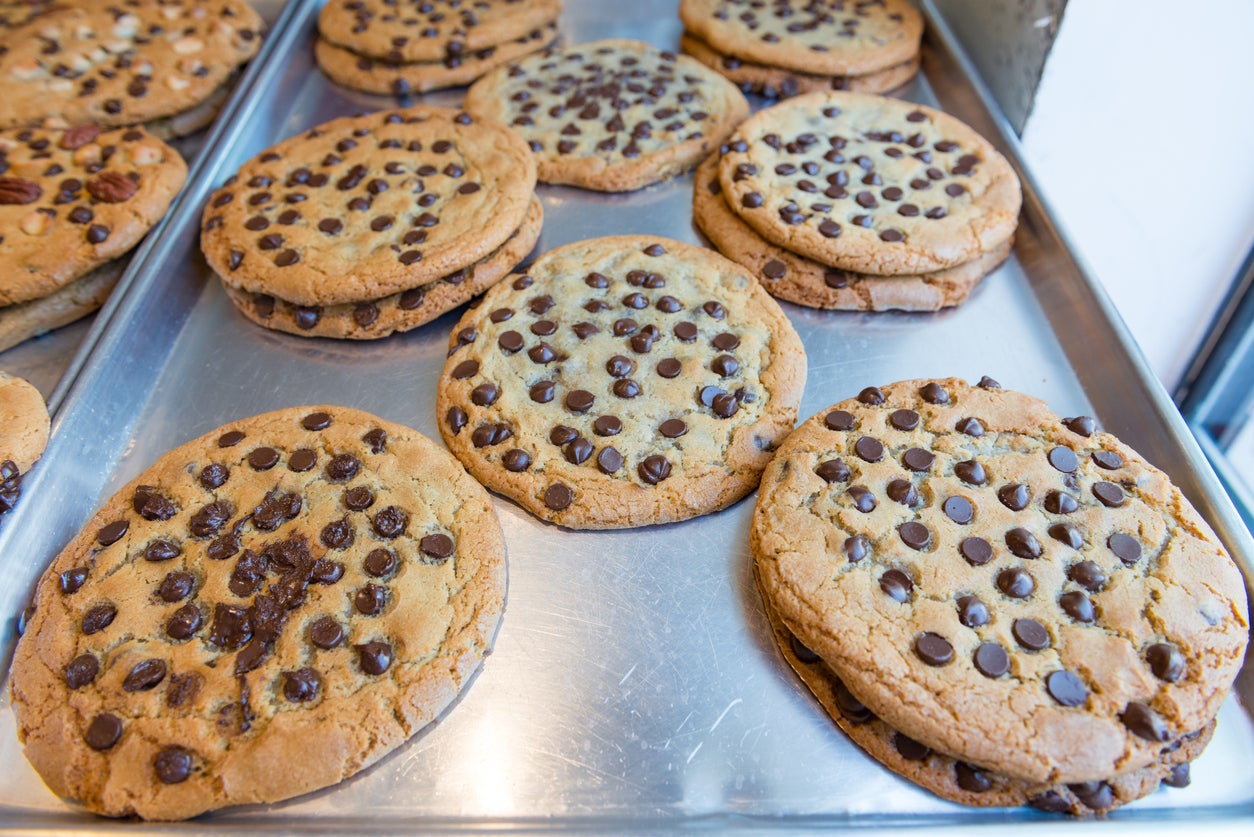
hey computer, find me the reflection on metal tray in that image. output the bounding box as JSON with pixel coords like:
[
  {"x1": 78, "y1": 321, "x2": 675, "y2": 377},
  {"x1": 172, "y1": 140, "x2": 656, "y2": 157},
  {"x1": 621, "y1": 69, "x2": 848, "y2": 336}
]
[
  {"x1": 0, "y1": 0, "x2": 289, "y2": 406},
  {"x1": 0, "y1": 0, "x2": 1250, "y2": 831}
]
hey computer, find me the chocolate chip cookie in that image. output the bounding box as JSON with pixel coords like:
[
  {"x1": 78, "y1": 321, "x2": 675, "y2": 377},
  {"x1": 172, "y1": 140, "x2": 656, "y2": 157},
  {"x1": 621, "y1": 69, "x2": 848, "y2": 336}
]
[
  {"x1": 9, "y1": 405, "x2": 506, "y2": 820},
  {"x1": 680, "y1": 31, "x2": 919, "y2": 99},
  {"x1": 0, "y1": 0, "x2": 263, "y2": 133},
  {"x1": 0, "y1": 123, "x2": 187, "y2": 306},
  {"x1": 200, "y1": 105, "x2": 538, "y2": 308},
  {"x1": 679, "y1": 0, "x2": 922, "y2": 78},
  {"x1": 752, "y1": 377, "x2": 1249, "y2": 784},
  {"x1": 718, "y1": 92, "x2": 1021, "y2": 275},
  {"x1": 693, "y1": 153, "x2": 1010, "y2": 310},
  {"x1": 221, "y1": 196, "x2": 542, "y2": 340},
  {"x1": 464, "y1": 39, "x2": 749, "y2": 192},
  {"x1": 315, "y1": 22, "x2": 557, "y2": 96},
  {"x1": 0, "y1": 369, "x2": 49, "y2": 517},
  {"x1": 437, "y1": 235, "x2": 806, "y2": 529},
  {"x1": 760, "y1": 583, "x2": 1214, "y2": 814},
  {"x1": 318, "y1": 0, "x2": 561, "y2": 65},
  {"x1": 0, "y1": 260, "x2": 123, "y2": 352}
]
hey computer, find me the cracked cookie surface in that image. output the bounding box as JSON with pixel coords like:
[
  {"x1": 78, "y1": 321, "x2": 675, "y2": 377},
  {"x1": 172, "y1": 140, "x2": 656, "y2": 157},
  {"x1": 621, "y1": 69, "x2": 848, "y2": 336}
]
[
  {"x1": 200, "y1": 105, "x2": 537, "y2": 307},
  {"x1": 10, "y1": 405, "x2": 506, "y2": 819},
  {"x1": 752, "y1": 377, "x2": 1249, "y2": 784},
  {"x1": 437, "y1": 235, "x2": 806, "y2": 529}
]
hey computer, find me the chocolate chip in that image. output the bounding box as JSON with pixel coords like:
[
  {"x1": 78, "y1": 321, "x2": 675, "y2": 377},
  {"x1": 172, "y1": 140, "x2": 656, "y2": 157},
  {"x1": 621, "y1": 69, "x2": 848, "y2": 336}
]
[
  {"x1": 638, "y1": 455, "x2": 671, "y2": 485},
  {"x1": 973, "y1": 643, "x2": 1009, "y2": 678},
  {"x1": 954, "y1": 460, "x2": 986, "y2": 485},
  {"x1": 824, "y1": 410, "x2": 855, "y2": 431},
  {"x1": 283, "y1": 449, "x2": 315, "y2": 472},
  {"x1": 1108, "y1": 532, "x2": 1141, "y2": 564},
  {"x1": 310, "y1": 616, "x2": 344, "y2": 649},
  {"x1": 997, "y1": 483, "x2": 1031, "y2": 510},
  {"x1": 943, "y1": 496, "x2": 974, "y2": 524},
  {"x1": 471, "y1": 382, "x2": 500, "y2": 407},
  {"x1": 1047, "y1": 522, "x2": 1083, "y2": 550},
  {"x1": 1028, "y1": 792, "x2": 1071, "y2": 814},
  {"x1": 888, "y1": 409, "x2": 919, "y2": 431},
  {"x1": 893, "y1": 732, "x2": 930, "y2": 761},
  {"x1": 355, "y1": 583, "x2": 387, "y2": 616},
  {"x1": 282, "y1": 667, "x2": 321, "y2": 703},
  {"x1": 854, "y1": 436, "x2": 883, "y2": 462},
  {"x1": 1070, "y1": 781, "x2": 1114, "y2": 811},
  {"x1": 528, "y1": 380, "x2": 555, "y2": 403},
  {"x1": 199, "y1": 463, "x2": 229, "y2": 489},
  {"x1": 1044, "y1": 490, "x2": 1079, "y2": 514},
  {"x1": 248, "y1": 447, "x2": 279, "y2": 470},
  {"x1": 1068, "y1": 561, "x2": 1106, "y2": 591},
  {"x1": 1165, "y1": 763, "x2": 1191, "y2": 789},
  {"x1": 955, "y1": 417, "x2": 984, "y2": 436},
  {"x1": 1063, "y1": 416, "x2": 1095, "y2": 436},
  {"x1": 356, "y1": 640, "x2": 392, "y2": 675},
  {"x1": 594, "y1": 416, "x2": 622, "y2": 436},
  {"x1": 955, "y1": 763, "x2": 991, "y2": 793},
  {"x1": 344, "y1": 486, "x2": 374, "y2": 511},
  {"x1": 596, "y1": 447, "x2": 623, "y2": 474},
  {"x1": 1013, "y1": 618, "x2": 1050, "y2": 650},
  {"x1": 959, "y1": 537, "x2": 992, "y2": 566},
  {"x1": 815, "y1": 458, "x2": 850, "y2": 483},
  {"x1": 843, "y1": 535, "x2": 869, "y2": 563},
  {"x1": 919, "y1": 382, "x2": 950, "y2": 404},
  {"x1": 326, "y1": 454, "x2": 361, "y2": 482},
  {"x1": 1146, "y1": 643, "x2": 1185, "y2": 682},
  {"x1": 887, "y1": 479, "x2": 919, "y2": 506},
  {"x1": 301, "y1": 411, "x2": 332, "y2": 431},
  {"x1": 566, "y1": 390, "x2": 595, "y2": 413},
  {"x1": 82, "y1": 603, "x2": 117, "y2": 634},
  {"x1": 915, "y1": 632, "x2": 953, "y2": 666},
  {"x1": 1005, "y1": 528, "x2": 1042, "y2": 559},
  {"x1": 362, "y1": 428, "x2": 388, "y2": 453},
  {"x1": 880, "y1": 569, "x2": 912, "y2": 602},
  {"x1": 218, "y1": 430, "x2": 245, "y2": 447},
  {"x1": 1092, "y1": 481, "x2": 1125, "y2": 507},
  {"x1": 1092, "y1": 450, "x2": 1123, "y2": 470},
  {"x1": 1122, "y1": 701, "x2": 1170, "y2": 742},
  {"x1": 997, "y1": 568, "x2": 1035, "y2": 598},
  {"x1": 847, "y1": 485, "x2": 876, "y2": 513},
  {"x1": 60, "y1": 566, "x2": 88, "y2": 593},
  {"x1": 159, "y1": 571, "x2": 194, "y2": 602},
  {"x1": 451, "y1": 359, "x2": 479, "y2": 379},
  {"x1": 65, "y1": 654, "x2": 100, "y2": 689},
  {"x1": 97, "y1": 519, "x2": 129, "y2": 546},
  {"x1": 85, "y1": 713, "x2": 123, "y2": 750},
  {"x1": 155, "y1": 747, "x2": 192, "y2": 784},
  {"x1": 372, "y1": 506, "x2": 408, "y2": 538},
  {"x1": 123, "y1": 658, "x2": 167, "y2": 692},
  {"x1": 1059, "y1": 590, "x2": 1095, "y2": 622},
  {"x1": 419, "y1": 534, "x2": 454, "y2": 562},
  {"x1": 902, "y1": 448, "x2": 934, "y2": 472},
  {"x1": 1048, "y1": 667, "x2": 1088, "y2": 707},
  {"x1": 167, "y1": 604, "x2": 203, "y2": 640},
  {"x1": 711, "y1": 355, "x2": 739, "y2": 377},
  {"x1": 1047, "y1": 446, "x2": 1078, "y2": 472},
  {"x1": 544, "y1": 482, "x2": 572, "y2": 511}
]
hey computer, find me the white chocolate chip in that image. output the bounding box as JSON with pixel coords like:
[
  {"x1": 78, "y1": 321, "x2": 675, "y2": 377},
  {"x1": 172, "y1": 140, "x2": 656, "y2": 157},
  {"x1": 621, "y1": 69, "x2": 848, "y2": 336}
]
[
  {"x1": 112, "y1": 14, "x2": 139, "y2": 38},
  {"x1": 73, "y1": 25, "x2": 95, "y2": 39},
  {"x1": 9, "y1": 61, "x2": 45, "y2": 81},
  {"x1": 161, "y1": 6, "x2": 181, "y2": 20},
  {"x1": 20, "y1": 212, "x2": 49, "y2": 236},
  {"x1": 48, "y1": 78, "x2": 72, "y2": 93},
  {"x1": 42, "y1": 117, "x2": 68, "y2": 130},
  {"x1": 136, "y1": 61, "x2": 153, "y2": 76},
  {"x1": 177, "y1": 58, "x2": 203, "y2": 75},
  {"x1": 88, "y1": 47, "x2": 107, "y2": 63},
  {"x1": 0, "y1": 138, "x2": 18, "y2": 152},
  {"x1": 166, "y1": 75, "x2": 189, "y2": 91},
  {"x1": 105, "y1": 39, "x2": 130, "y2": 53},
  {"x1": 132, "y1": 145, "x2": 162, "y2": 165},
  {"x1": 72, "y1": 144, "x2": 101, "y2": 167},
  {"x1": 70, "y1": 55, "x2": 92, "y2": 73},
  {"x1": 172, "y1": 36, "x2": 203, "y2": 55}
]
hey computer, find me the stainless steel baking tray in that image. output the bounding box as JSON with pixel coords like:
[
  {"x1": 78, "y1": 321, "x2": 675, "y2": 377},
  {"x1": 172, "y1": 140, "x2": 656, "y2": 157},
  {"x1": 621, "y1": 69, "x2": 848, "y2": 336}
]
[
  {"x1": 0, "y1": 0, "x2": 288, "y2": 407},
  {"x1": 1, "y1": 0, "x2": 1251, "y2": 831}
]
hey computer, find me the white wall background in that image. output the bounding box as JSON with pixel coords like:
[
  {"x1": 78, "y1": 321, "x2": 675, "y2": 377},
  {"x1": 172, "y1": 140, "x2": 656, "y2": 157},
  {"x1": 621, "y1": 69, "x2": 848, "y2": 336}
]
[{"x1": 1020, "y1": 0, "x2": 1254, "y2": 390}]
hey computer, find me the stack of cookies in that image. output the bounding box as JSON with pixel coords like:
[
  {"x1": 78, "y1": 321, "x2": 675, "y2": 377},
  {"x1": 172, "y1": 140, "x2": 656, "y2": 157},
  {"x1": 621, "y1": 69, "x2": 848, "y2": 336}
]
[
  {"x1": 752, "y1": 377, "x2": 1251, "y2": 815},
  {"x1": 0, "y1": 0, "x2": 264, "y2": 139},
  {"x1": 697, "y1": 90, "x2": 1020, "y2": 311},
  {"x1": 200, "y1": 105, "x2": 541, "y2": 340},
  {"x1": 465, "y1": 39, "x2": 749, "y2": 192},
  {"x1": 0, "y1": 123, "x2": 187, "y2": 351},
  {"x1": 679, "y1": 0, "x2": 922, "y2": 98},
  {"x1": 10, "y1": 405, "x2": 506, "y2": 819},
  {"x1": 315, "y1": 0, "x2": 562, "y2": 96},
  {"x1": 0, "y1": 369, "x2": 49, "y2": 519},
  {"x1": 437, "y1": 235, "x2": 806, "y2": 528}
]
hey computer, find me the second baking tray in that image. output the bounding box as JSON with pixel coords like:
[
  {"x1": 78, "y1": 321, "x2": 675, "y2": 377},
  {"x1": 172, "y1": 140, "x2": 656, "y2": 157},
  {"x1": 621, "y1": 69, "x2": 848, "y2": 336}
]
[{"x1": 1, "y1": 0, "x2": 1252, "y2": 831}]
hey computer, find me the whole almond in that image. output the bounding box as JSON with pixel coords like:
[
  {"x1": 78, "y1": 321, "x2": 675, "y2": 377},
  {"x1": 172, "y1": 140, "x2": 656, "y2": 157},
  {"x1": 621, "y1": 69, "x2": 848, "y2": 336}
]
[
  {"x1": 0, "y1": 177, "x2": 43, "y2": 205},
  {"x1": 19, "y1": 210, "x2": 49, "y2": 236},
  {"x1": 59, "y1": 124, "x2": 102, "y2": 150},
  {"x1": 86, "y1": 171, "x2": 138, "y2": 203}
]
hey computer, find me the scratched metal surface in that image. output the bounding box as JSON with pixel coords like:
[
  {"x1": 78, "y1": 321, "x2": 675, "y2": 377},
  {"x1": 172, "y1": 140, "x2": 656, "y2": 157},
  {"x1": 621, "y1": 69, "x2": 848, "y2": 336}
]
[{"x1": 0, "y1": 0, "x2": 1251, "y2": 832}]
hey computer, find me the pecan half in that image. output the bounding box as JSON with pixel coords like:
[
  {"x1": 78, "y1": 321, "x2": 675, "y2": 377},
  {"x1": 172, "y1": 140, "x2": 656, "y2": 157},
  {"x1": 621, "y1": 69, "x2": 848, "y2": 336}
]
[
  {"x1": 0, "y1": 177, "x2": 41, "y2": 205},
  {"x1": 86, "y1": 171, "x2": 138, "y2": 203},
  {"x1": 59, "y1": 124, "x2": 102, "y2": 150}
]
